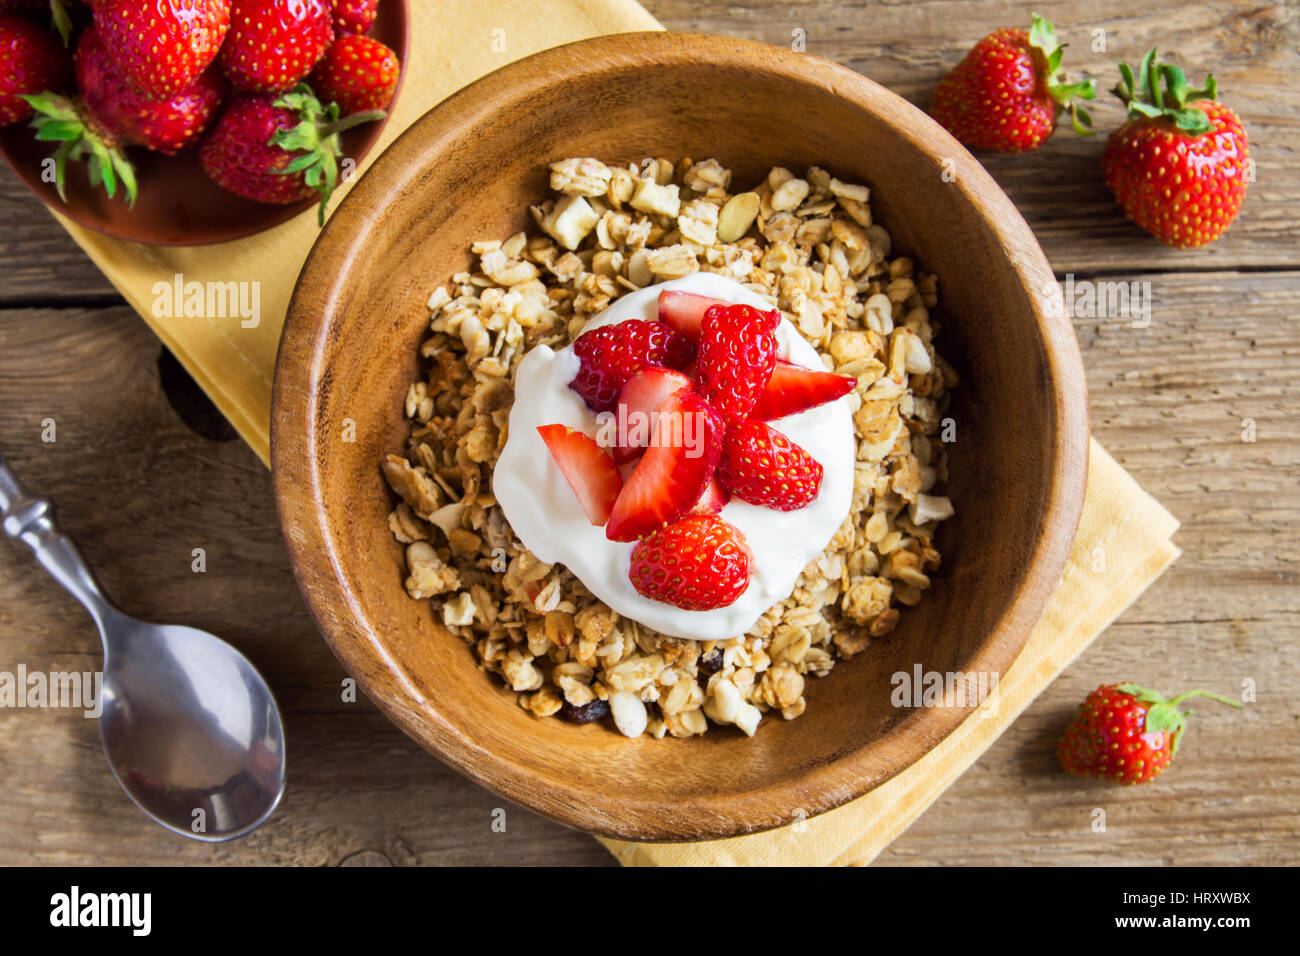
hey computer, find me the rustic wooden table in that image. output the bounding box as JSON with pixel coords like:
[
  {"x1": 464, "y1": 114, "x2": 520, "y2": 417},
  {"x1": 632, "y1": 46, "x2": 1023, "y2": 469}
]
[{"x1": 1, "y1": 0, "x2": 1296, "y2": 866}]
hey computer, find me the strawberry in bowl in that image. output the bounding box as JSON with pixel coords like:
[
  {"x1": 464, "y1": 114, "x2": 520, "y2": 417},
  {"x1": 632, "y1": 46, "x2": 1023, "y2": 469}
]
[{"x1": 493, "y1": 273, "x2": 858, "y2": 639}]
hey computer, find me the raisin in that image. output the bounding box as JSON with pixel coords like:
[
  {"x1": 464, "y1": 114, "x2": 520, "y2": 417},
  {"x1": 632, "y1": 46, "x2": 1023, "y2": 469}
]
[
  {"x1": 559, "y1": 698, "x2": 610, "y2": 724},
  {"x1": 698, "y1": 649, "x2": 724, "y2": 675}
]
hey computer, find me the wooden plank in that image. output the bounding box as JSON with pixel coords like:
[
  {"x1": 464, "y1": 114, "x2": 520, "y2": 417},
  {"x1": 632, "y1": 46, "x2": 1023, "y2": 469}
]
[
  {"x1": 2, "y1": 0, "x2": 1295, "y2": 303},
  {"x1": 2, "y1": 265, "x2": 1297, "y2": 863}
]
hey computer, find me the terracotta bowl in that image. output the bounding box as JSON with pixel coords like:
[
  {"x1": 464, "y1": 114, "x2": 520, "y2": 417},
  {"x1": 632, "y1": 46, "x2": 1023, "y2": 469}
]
[
  {"x1": 273, "y1": 32, "x2": 1089, "y2": 842},
  {"x1": 0, "y1": 2, "x2": 408, "y2": 246}
]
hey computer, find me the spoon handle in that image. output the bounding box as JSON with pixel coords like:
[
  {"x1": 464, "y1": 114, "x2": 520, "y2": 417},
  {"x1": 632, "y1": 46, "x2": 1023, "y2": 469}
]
[{"x1": 0, "y1": 450, "x2": 117, "y2": 632}]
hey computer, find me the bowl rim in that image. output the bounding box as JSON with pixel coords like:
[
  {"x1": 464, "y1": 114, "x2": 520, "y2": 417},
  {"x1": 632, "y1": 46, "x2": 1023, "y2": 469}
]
[{"x1": 272, "y1": 31, "x2": 1090, "y2": 842}]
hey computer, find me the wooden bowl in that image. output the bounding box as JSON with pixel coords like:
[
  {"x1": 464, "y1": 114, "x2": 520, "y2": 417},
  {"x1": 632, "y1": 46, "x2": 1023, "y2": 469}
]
[
  {"x1": 273, "y1": 32, "x2": 1089, "y2": 842},
  {"x1": 0, "y1": 2, "x2": 408, "y2": 246}
]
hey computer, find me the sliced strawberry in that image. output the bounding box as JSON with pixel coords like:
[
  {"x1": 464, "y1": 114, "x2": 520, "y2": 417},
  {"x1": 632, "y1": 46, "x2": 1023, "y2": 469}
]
[
  {"x1": 537, "y1": 424, "x2": 624, "y2": 526},
  {"x1": 658, "y1": 290, "x2": 728, "y2": 340},
  {"x1": 615, "y1": 367, "x2": 693, "y2": 463},
  {"x1": 750, "y1": 361, "x2": 857, "y2": 421},
  {"x1": 691, "y1": 476, "x2": 731, "y2": 515},
  {"x1": 570, "y1": 319, "x2": 695, "y2": 413},
  {"x1": 629, "y1": 514, "x2": 752, "y2": 611},
  {"x1": 605, "y1": 391, "x2": 723, "y2": 542},
  {"x1": 719, "y1": 419, "x2": 824, "y2": 511},
  {"x1": 696, "y1": 303, "x2": 781, "y2": 425}
]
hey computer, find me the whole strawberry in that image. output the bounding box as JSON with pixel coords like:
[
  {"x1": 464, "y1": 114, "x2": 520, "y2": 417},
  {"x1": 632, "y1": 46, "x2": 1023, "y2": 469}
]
[
  {"x1": 1102, "y1": 50, "x2": 1250, "y2": 248},
  {"x1": 75, "y1": 27, "x2": 224, "y2": 155},
  {"x1": 696, "y1": 303, "x2": 781, "y2": 425},
  {"x1": 719, "y1": 419, "x2": 824, "y2": 511},
  {"x1": 931, "y1": 13, "x2": 1095, "y2": 152},
  {"x1": 94, "y1": 0, "x2": 230, "y2": 100},
  {"x1": 1058, "y1": 682, "x2": 1241, "y2": 784},
  {"x1": 0, "y1": 13, "x2": 70, "y2": 126},
  {"x1": 221, "y1": 0, "x2": 334, "y2": 95},
  {"x1": 310, "y1": 34, "x2": 399, "y2": 115},
  {"x1": 629, "y1": 514, "x2": 752, "y2": 611},
  {"x1": 331, "y1": 0, "x2": 376, "y2": 35},
  {"x1": 200, "y1": 85, "x2": 385, "y2": 222}
]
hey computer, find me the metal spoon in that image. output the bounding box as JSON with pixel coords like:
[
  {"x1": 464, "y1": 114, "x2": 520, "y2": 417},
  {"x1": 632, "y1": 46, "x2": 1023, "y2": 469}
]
[{"x1": 0, "y1": 451, "x2": 285, "y2": 842}]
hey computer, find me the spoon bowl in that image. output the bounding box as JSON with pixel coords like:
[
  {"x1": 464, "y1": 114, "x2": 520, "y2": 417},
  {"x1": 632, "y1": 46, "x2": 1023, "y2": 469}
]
[{"x1": 98, "y1": 620, "x2": 285, "y2": 842}]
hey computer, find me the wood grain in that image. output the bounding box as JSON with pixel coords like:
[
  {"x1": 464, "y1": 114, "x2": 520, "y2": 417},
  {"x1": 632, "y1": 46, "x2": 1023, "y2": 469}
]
[{"x1": 0, "y1": 0, "x2": 1296, "y2": 863}]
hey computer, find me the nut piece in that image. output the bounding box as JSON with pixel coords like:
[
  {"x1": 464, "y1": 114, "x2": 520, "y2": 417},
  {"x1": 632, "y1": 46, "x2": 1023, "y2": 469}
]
[
  {"x1": 542, "y1": 195, "x2": 600, "y2": 250},
  {"x1": 629, "y1": 180, "x2": 681, "y2": 218},
  {"x1": 549, "y1": 157, "x2": 612, "y2": 197},
  {"x1": 717, "y1": 191, "x2": 760, "y2": 242},
  {"x1": 609, "y1": 691, "x2": 648, "y2": 738}
]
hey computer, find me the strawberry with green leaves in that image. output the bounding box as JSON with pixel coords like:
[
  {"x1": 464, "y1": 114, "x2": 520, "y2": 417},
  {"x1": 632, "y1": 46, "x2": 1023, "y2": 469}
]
[
  {"x1": 0, "y1": 13, "x2": 70, "y2": 126},
  {"x1": 22, "y1": 25, "x2": 224, "y2": 204},
  {"x1": 1058, "y1": 682, "x2": 1242, "y2": 784},
  {"x1": 930, "y1": 12, "x2": 1095, "y2": 153},
  {"x1": 199, "y1": 84, "x2": 384, "y2": 223},
  {"x1": 1102, "y1": 49, "x2": 1250, "y2": 248}
]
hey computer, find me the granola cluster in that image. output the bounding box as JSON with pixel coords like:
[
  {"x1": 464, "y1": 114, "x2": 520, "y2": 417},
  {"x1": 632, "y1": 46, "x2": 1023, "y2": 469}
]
[{"x1": 382, "y1": 157, "x2": 957, "y2": 739}]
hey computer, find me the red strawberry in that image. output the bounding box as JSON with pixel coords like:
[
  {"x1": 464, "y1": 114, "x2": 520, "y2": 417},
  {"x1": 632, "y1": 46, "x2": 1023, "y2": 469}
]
[
  {"x1": 310, "y1": 33, "x2": 399, "y2": 115},
  {"x1": 76, "y1": 27, "x2": 224, "y2": 155},
  {"x1": 330, "y1": 0, "x2": 376, "y2": 35},
  {"x1": 1102, "y1": 50, "x2": 1249, "y2": 248},
  {"x1": 628, "y1": 514, "x2": 752, "y2": 611},
  {"x1": 570, "y1": 319, "x2": 694, "y2": 413},
  {"x1": 537, "y1": 424, "x2": 623, "y2": 526},
  {"x1": 719, "y1": 419, "x2": 823, "y2": 511},
  {"x1": 691, "y1": 476, "x2": 730, "y2": 515},
  {"x1": 930, "y1": 13, "x2": 1095, "y2": 153},
  {"x1": 657, "y1": 289, "x2": 727, "y2": 340},
  {"x1": 696, "y1": 303, "x2": 781, "y2": 426},
  {"x1": 613, "y1": 366, "x2": 692, "y2": 463},
  {"x1": 0, "y1": 1, "x2": 46, "y2": 12},
  {"x1": 0, "y1": 14, "x2": 69, "y2": 126},
  {"x1": 200, "y1": 85, "x2": 383, "y2": 222},
  {"x1": 605, "y1": 390, "x2": 723, "y2": 542},
  {"x1": 221, "y1": 0, "x2": 333, "y2": 95},
  {"x1": 750, "y1": 361, "x2": 856, "y2": 421},
  {"x1": 1058, "y1": 682, "x2": 1241, "y2": 784},
  {"x1": 94, "y1": 0, "x2": 230, "y2": 100}
]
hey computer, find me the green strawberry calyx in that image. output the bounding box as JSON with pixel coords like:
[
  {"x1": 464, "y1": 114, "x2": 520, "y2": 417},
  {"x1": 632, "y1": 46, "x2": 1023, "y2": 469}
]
[
  {"x1": 19, "y1": 92, "x2": 139, "y2": 207},
  {"x1": 1112, "y1": 48, "x2": 1219, "y2": 135},
  {"x1": 1027, "y1": 12, "x2": 1097, "y2": 135},
  {"x1": 50, "y1": 0, "x2": 73, "y2": 46},
  {"x1": 1117, "y1": 682, "x2": 1242, "y2": 757},
  {"x1": 269, "y1": 85, "x2": 386, "y2": 227}
]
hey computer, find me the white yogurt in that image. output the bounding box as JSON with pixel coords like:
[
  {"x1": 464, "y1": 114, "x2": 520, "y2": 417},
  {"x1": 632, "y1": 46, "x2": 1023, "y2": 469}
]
[{"x1": 492, "y1": 273, "x2": 854, "y2": 641}]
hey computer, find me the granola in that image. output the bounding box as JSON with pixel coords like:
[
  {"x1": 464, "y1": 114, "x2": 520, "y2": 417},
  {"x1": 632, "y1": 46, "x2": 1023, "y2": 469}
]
[{"x1": 382, "y1": 157, "x2": 957, "y2": 738}]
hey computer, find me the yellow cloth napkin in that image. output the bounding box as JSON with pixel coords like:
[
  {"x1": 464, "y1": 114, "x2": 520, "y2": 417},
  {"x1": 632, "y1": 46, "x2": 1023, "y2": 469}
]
[
  {"x1": 49, "y1": 0, "x2": 661, "y2": 465},
  {"x1": 34, "y1": 0, "x2": 1181, "y2": 866},
  {"x1": 601, "y1": 438, "x2": 1180, "y2": 865}
]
